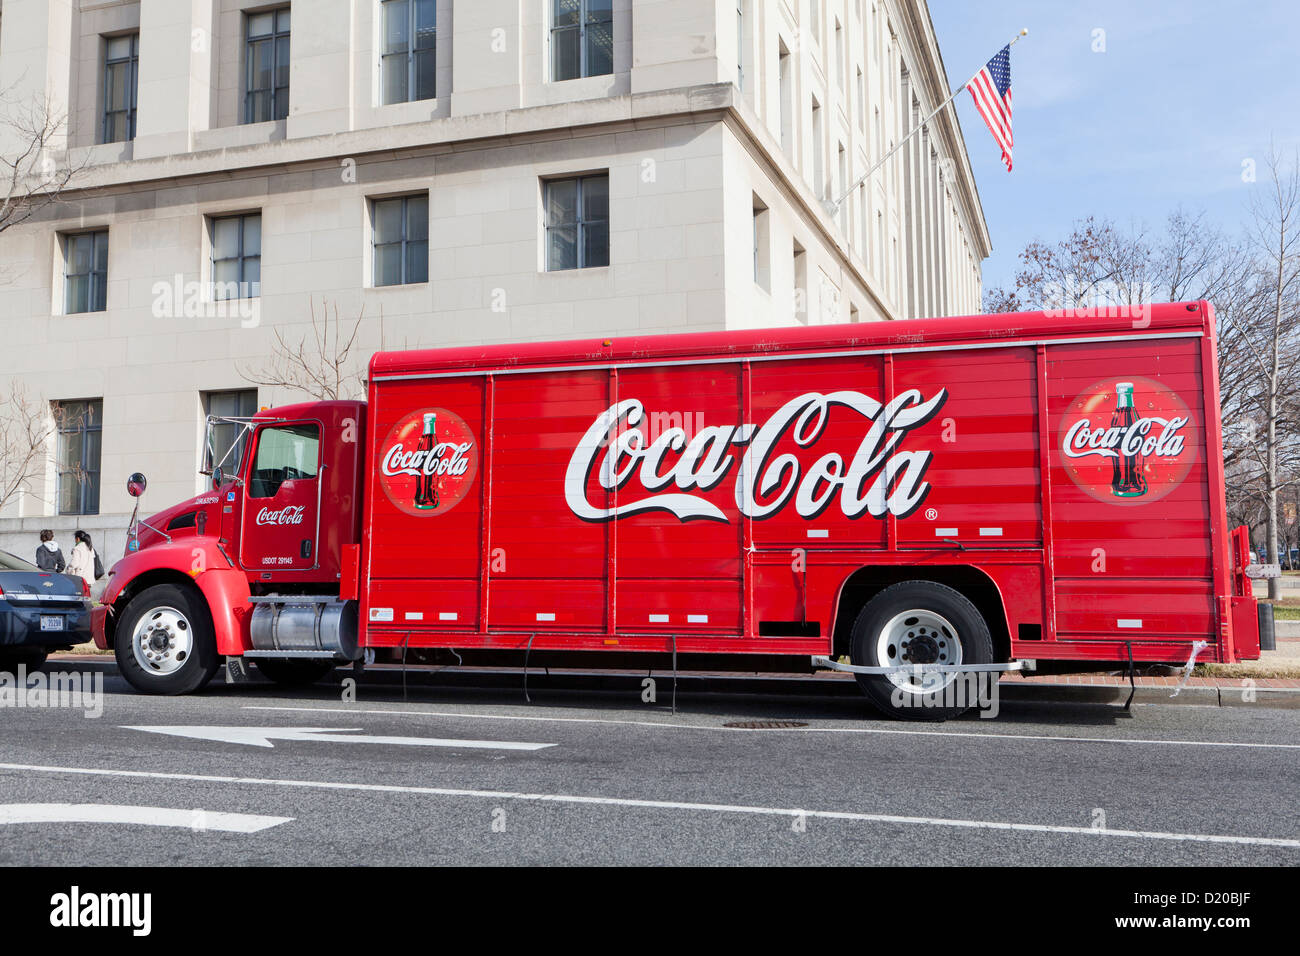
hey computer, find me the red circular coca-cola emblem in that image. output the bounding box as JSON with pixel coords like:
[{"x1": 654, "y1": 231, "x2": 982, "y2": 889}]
[
  {"x1": 378, "y1": 407, "x2": 479, "y2": 517},
  {"x1": 1058, "y1": 376, "x2": 1197, "y2": 505}
]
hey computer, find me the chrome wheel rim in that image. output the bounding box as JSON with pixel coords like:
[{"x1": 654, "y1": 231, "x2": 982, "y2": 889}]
[
  {"x1": 875, "y1": 609, "x2": 962, "y2": 696},
  {"x1": 132, "y1": 606, "x2": 193, "y2": 676}
]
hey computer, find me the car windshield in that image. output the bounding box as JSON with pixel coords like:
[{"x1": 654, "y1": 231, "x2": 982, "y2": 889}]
[{"x1": 0, "y1": 550, "x2": 41, "y2": 572}]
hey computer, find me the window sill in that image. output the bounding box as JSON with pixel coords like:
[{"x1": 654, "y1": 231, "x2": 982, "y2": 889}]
[
  {"x1": 540, "y1": 266, "x2": 611, "y2": 276},
  {"x1": 367, "y1": 282, "x2": 430, "y2": 291},
  {"x1": 192, "y1": 120, "x2": 286, "y2": 152}
]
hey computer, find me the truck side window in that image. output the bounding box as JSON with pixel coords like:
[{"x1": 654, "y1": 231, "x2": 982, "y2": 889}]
[{"x1": 248, "y1": 424, "x2": 320, "y2": 498}]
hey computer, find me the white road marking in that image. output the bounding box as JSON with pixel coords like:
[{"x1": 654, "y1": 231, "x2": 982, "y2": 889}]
[
  {"x1": 241, "y1": 705, "x2": 1300, "y2": 751},
  {"x1": 0, "y1": 763, "x2": 1294, "y2": 849},
  {"x1": 123, "y1": 725, "x2": 555, "y2": 751},
  {"x1": 0, "y1": 802, "x2": 290, "y2": 833}
]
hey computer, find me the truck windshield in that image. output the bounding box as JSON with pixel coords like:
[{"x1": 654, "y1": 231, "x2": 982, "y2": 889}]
[{"x1": 248, "y1": 424, "x2": 320, "y2": 498}]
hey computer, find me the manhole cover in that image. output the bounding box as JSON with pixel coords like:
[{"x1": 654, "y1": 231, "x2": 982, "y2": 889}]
[{"x1": 722, "y1": 720, "x2": 808, "y2": 729}]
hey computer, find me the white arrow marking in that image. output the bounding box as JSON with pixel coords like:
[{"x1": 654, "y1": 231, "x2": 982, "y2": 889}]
[
  {"x1": 0, "y1": 803, "x2": 290, "y2": 833},
  {"x1": 122, "y1": 725, "x2": 556, "y2": 751}
]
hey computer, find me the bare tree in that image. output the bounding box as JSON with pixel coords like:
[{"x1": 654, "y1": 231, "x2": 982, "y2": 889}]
[
  {"x1": 1230, "y1": 149, "x2": 1300, "y2": 596},
  {"x1": 991, "y1": 216, "x2": 1155, "y2": 312},
  {"x1": 0, "y1": 381, "x2": 55, "y2": 514},
  {"x1": 239, "y1": 297, "x2": 372, "y2": 401},
  {"x1": 983, "y1": 203, "x2": 1300, "y2": 573},
  {"x1": 0, "y1": 93, "x2": 84, "y2": 236}
]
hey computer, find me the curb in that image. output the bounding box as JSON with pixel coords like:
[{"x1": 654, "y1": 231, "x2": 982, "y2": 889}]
[{"x1": 44, "y1": 656, "x2": 1300, "y2": 710}]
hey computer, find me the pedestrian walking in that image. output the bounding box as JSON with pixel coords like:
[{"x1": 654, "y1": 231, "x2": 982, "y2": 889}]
[
  {"x1": 35, "y1": 529, "x2": 66, "y2": 573},
  {"x1": 65, "y1": 530, "x2": 102, "y2": 588}
]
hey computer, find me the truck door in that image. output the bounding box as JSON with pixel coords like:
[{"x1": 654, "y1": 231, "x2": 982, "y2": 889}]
[{"x1": 239, "y1": 421, "x2": 322, "y2": 572}]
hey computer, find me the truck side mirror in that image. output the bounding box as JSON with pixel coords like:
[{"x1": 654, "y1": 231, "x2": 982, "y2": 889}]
[
  {"x1": 212, "y1": 467, "x2": 225, "y2": 489},
  {"x1": 127, "y1": 473, "x2": 147, "y2": 497}
]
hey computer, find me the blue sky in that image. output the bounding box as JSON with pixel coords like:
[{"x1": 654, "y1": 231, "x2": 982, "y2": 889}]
[{"x1": 927, "y1": 0, "x2": 1300, "y2": 295}]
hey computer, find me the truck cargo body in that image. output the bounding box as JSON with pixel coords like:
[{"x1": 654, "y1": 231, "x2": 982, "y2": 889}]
[{"x1": 361, "y1": 301, "x2": 1257, "y2": 666}]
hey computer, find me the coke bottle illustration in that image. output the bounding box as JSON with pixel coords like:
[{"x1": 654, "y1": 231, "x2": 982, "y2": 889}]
[
  {"x1": 414, "y1": 412, "x2": 439, "y2": 510},
  {"x1": 1110, "y1": 382, "x2": 1148, "y2": 497}
]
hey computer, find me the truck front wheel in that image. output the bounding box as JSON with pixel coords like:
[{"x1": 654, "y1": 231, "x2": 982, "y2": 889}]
[
  {"x1": 850, "y1": 581, "x2": 995, "y2": 721},
  {"x1": 115, "y1": 583, "x2": 220, "y2": 695}
]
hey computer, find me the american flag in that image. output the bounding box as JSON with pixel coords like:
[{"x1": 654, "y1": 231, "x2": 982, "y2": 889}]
[{"x1": 967, "y1": 44, "x2": 1013, "y2": 171}]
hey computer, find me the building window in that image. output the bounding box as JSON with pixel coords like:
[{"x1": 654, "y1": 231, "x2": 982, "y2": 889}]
[
  {"x1": 380, "y1": 0, "x2": 436, "y2": 105},
  {"x1": 64, "y1": 230, "x2": 108, "y2": 314},
  {"x1": 856, "y1": 67, "x2": 865, "y2": 130},
  {"x1": 752, "y1": 194, "x2": 769, "y2": 290},
  {"x1": 245, "y1": 7, "x2": 291, "y2": 123},
  {"x1": 544, "y1": 174, "x2": 609, "y2": 271},
  {"x1": 837, "y1": 143, "x2": 848, "y2": 235},
  {"x1": 372, "y1": 194, "x2": 428, "y2": 286},
  {"x1": 811, "y1": 97, "x2": 824, "y2": 197},
  {"x1": 736, "y1": 0, "x2": 745, "y2": 90},
  {"x1": 55, "y1": 399, "x2": 103, "y2": 516},
  {"x1": 206, "y1": 389, "x2": 258, "y2": 473},
  {"x1": 551, "y1": 0, "x2": 613, "y2": 81},
  {"x1": 778, "y1": 40, "x2": 793, "y2": 153},
  {"x1": 102, "y1": 33, "x2": 138, "y2": 143},
  {"x1": 211, "y1": 214, "x2": 261, "y2": 299},
  {"x1": 835, "y1": 19, "x2": 844, "y2": 87},
  {"x1": 792, "y1": 239, "x2": 807, "y2": 323}
]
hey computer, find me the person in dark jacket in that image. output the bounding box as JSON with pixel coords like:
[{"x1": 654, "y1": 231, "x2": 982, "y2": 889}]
[{"x1": 35, "y1": 529, "x2": 66, "y2": 573}]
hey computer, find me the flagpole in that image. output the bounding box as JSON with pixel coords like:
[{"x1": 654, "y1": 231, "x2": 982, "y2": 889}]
[{"x1": 825, "y1": 27, "x2": 1027, "y2": 217}]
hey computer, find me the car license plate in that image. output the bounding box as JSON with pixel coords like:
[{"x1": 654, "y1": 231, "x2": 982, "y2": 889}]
[{"x1": 40, "y1": 615, "x2": 63, "y2": 632}]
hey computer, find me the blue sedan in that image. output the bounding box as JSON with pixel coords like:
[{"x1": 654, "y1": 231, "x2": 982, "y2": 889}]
[{"x1": 0, "y1": 549, "x2": 93, "y2": 669}]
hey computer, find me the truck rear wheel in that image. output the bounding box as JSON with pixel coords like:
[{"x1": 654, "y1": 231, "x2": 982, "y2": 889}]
[
  {"x1": 849, "y1": 581, "x2": 995, "y2": 721},
  {"x1": 255, "y1": 658, "x2": 337, "y2": 686},
  {"x1": 115, "y1": 583, "x2": 220, "y2": 695}
]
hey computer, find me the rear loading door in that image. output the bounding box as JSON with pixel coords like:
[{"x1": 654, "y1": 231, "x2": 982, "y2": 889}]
[{"x1": 1046, "y1": 337, "x2": 1212, "y2": 645}]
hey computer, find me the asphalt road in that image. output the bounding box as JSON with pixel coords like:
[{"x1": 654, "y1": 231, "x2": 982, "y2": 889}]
[{"x1": 1, "y1": 669, "x2": 1297, "y2": 865}]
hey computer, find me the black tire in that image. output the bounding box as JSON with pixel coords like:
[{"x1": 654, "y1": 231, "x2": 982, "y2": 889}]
[
  {"x1": 255, "y1": 658, "x2": 337, "y2": 686},
  {"x1": 0, "y1": 649, "x2": 47, "y2": 671},
  {"x1": 114, "y1": 583, "x2": 220, "y2": 695},
  {"x1": 849, "y1": 581, "x2": 995, "y2": 721}
]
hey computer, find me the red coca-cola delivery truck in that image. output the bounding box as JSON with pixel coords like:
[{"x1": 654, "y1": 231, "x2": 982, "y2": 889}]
[{"x1": 94, "y1": 301, "x2": 1261, "y2": 718}]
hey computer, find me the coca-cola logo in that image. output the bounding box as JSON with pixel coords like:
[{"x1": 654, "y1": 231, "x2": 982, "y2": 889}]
[
  {"x1": 565, "y1": 390, "x2": 948, "y2": 523},
  {"x1": 256, "y1": 505, "x2": 306, "y2": 526},
  {"x1": 1059, "y1": 376, "x2": 1197, "y2": 505},
  {"x1": 378, "y1": 407, "x2": 479, "y2": 517}
]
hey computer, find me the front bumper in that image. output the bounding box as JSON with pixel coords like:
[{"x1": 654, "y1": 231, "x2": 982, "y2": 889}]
[{"x1": 0, "y1": 600, "x2": 94, "y2": 651}]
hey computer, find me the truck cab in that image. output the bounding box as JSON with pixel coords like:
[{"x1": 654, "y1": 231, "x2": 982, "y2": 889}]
[{"x1": 95, "y1": 400, "x2": 366, "y2": 694}]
